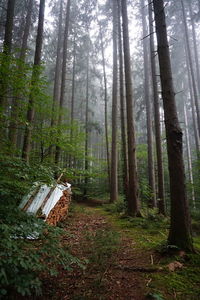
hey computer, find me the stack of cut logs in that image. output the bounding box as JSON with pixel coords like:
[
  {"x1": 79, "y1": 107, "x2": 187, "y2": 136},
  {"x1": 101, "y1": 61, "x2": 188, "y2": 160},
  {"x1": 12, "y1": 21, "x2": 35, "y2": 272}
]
[{"x1": 46, "y1": 189, "x2": 71, "y2": 226}]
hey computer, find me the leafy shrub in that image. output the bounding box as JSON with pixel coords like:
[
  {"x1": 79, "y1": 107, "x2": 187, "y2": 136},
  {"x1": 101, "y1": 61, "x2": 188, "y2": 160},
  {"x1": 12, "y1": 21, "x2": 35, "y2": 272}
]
[
  {"x1": 146, "y1": 292, "x2": 165, "y2": 300},
  {"x1": 156, "y1": 242, "x2": 180, "y2": 255},
  {"x1": 0, "y1": 155, "x2": 56, "y2": 205},
  {"x1": 0, "y1": 205, "x2": 84, "y2": 298},
  {"x1": 103, "y1": 199, "x2": 126, "y2": 214}
]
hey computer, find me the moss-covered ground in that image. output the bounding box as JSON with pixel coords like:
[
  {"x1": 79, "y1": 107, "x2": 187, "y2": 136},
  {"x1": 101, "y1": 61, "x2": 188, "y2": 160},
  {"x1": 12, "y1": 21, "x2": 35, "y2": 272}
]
[{"x1": 93, "y1": 203, "x2": 200, "y2": 300}]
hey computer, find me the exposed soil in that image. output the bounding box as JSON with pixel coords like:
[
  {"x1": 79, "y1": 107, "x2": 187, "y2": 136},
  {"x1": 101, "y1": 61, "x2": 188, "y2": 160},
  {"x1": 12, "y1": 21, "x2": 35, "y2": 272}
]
[{"x1": 34, "y1": 203, "x2": 157, "y2": 300}]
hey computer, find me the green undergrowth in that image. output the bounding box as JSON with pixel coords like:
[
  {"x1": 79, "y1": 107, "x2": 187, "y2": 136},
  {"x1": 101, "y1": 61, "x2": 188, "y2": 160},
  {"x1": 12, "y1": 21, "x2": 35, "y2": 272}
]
[
  {"x1": 0, "y1": 204, "x2": 84, "y2": 298},
  {"x1": 89, "y1": 202, "x2": 200, "y2": 300},
  {"x1": 96, "y1": 204, "x2": 168, "y2": 249},
  {"x1": 84, "y1": 229, "x2": 120, "y2": 268},
  {"x1": 148, "y1": 253, "x2": 200, "y2": 300}
]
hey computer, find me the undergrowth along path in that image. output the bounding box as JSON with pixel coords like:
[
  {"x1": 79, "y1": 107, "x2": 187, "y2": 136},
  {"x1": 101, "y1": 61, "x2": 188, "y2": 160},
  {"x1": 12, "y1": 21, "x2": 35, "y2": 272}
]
[
  {"x1": 40, "y1": 203, "x2": 158, "y2": 300},
  {"x1": 26, "y1": 202, "x2": 200, "y2": 300}
]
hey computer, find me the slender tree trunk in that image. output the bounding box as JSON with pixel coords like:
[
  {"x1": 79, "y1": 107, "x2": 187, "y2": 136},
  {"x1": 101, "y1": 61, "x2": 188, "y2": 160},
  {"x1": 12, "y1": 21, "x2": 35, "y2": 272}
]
[
  {"x1": 55, "y1": 0, "x2": 71, "y2": 165},
  {"x1": 0, "y1": 7, "x2": 5, "y2": 36},
  {"x1": 148, "y1": 0, "x2": 165, "y2": 214},
  {"x1": 110, "y1": 0, "x2": 118, "y2": 203},
  {"x1": 185, "y1": 47, "x2": 200, "y2": 155},
  {"x1": 84, "y1": 53, "x2": 89, "y2": 198},
  {"x1": 69, "y1": 33, "x2": 76, "y2": 168},
  {"x1": 0, "y1": 0, "x2": 16, "y2": 136},
  {"x1": 70, "y1": 34, "x2": 76, "y2": 128},
  {"x1": 49, "y1": 0, "x2": 63, "y2": 158},
  {"x1": 3, "y1": 0, "x2": 15, "y2": 55},
  {"x1": 99, "y1": 22, "x2": 111, "y2": 187},
  {"x1": 19, "y1": 0, "x2": 34, "y2": 60},
  {"x1": 9, "y1": 0, "x2": 34, "y2": 147},
  {"x1": 184, "y1": 104, "x2": 196, "y2": 209},
  {"x1": 141, "y1": 0, "x2": 156, "y2": 208},
  {"x1": 121, "y1": 0, "x2": 140, "y2": 216},
  {"x1": 22, "y1": 0, "x2": 45, "y2": 162},
  {"x1": 188, "y1": 2, "x2": 200, "y2": 97},
  {"x1": 117, "y1": 0, "x2": 128, "y2": 201},
  {"x1": 181, "y1": 0, "x2": 200, "y2": 137},
  {"x1": 153, "y1": 0, "x2": 193, "y2": 251}
]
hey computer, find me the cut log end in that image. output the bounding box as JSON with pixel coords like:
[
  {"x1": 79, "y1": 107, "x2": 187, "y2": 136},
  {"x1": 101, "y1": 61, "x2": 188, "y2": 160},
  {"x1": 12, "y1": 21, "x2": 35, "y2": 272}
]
[{"x1": 46, "y1": 189, "x2": 71, "y2": 226}]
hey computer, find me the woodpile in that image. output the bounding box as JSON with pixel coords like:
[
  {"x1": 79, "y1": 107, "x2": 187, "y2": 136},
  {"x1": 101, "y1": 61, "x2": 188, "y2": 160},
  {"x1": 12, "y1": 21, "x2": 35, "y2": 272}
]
[
  {"x1": 46, "y1": 189, "x2": 71, "y2": 226},
  {"x1": 19, "y1": 182, "x2": 72, "y2": 226}
]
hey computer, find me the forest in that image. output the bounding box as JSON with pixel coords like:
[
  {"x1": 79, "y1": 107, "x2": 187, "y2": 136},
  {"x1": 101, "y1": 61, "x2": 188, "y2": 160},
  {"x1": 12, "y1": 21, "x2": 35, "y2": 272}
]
[{"x1": 0, "y1": 0, "x2": 200, "y2": 299}]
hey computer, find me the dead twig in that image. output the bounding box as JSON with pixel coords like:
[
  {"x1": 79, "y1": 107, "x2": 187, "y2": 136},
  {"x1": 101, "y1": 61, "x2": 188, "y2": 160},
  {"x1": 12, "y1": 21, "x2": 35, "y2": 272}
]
[
  {"x1": 113, "y1": 265, "x2": 163, "y2": 273},
  {"x1": 150, "y1": 254, "x2": 154, "y2": 265},
  {"x1": 146, "y1": 278, "x2": 152, "y2": 287}
]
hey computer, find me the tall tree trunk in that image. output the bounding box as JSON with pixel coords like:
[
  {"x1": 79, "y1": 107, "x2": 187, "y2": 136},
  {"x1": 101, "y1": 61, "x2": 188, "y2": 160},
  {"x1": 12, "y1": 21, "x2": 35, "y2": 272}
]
[
  {"x1": 99, "y1": 22, "x2": 111, "y2": 187},
  {"x1": 9, "y1": 0, "x2": 34, "y2": 147},
  {"x1": 3, "y1": 0, "x2": 15, "y2": 55},
  {"x1": 69, "y1": 33, "x2": 76, "y2": 169},
  {"x1": 55, "y1": 0, "x2": 71, "y2": 165},
  {"x1": 153, "y1": 0, "x2": 193, "y2": 251},
  {"x1": 181, "y1": 0, "x2": 200, "y2": 137},
  {"x1": 148, "y1": 0, "x2": 165, "y2": 214},
  {"x1": 117, "y1": 0, "x2": 128, "y2": 202},
  {"x1": 19, "y1": 0, "x2": 34, "y2": 60},
  {"x1": 22, "y1": 0, "x2": 45, "y2": 162},
  {"x1": 121, "y1": 0, "x2": 140, "y2": 216},
  {"x1": 84, "y1": 53, "x2": 89, "y2": 198},
  {"x1": 184, "y1": 104, "x2": 196, "y2": 209},
  {"x1": 49, "y1": 0, "x2": 63, "y2": 158},
  {"x1": 185, "y1": 47, "x2": 200, "y2": 155},
  {"x1": 0, "y1": 7, "x2": 5, "y2": 36},
  {"x1": 70, "y1": 34, "x2": 76, "y2": 128},
  {"x1": 110, "y1": 0, "x2": 118, "y2": 203},
  {"x1": 141, "y1": 0, "x2": 156, "y2": 208},
  {"x1": 0, "y1": 0, "x2": 16, "y2": 136},
  {"x1": 188, "y1": 2, "x2": 200, "y2": 97}
]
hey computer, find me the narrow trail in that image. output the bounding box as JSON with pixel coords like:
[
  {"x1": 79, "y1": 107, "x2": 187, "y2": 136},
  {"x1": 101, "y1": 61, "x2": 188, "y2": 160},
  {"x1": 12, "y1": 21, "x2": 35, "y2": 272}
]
[{"x1": 39, "y1": 203, "x2": 156, "y2": 300}]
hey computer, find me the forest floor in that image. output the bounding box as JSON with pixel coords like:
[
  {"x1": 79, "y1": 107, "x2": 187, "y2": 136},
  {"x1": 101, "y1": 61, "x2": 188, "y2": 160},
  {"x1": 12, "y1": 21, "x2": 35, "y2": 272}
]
[{"x1": 24, "y1": 200, "x2": 200, "y2": 300}]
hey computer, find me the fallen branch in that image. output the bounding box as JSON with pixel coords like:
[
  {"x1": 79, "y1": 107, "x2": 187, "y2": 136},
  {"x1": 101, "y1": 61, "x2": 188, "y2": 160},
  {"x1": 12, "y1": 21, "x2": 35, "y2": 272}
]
[{"x1": 113, "y1": 265, "x2": 163, "y2": 273}]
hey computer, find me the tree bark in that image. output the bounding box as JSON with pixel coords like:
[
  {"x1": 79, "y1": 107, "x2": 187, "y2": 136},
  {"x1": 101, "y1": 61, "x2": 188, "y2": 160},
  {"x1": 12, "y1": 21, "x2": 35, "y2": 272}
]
[
  {"x1": 153, "y1": 0, "x2": 193, "y2": 251},
  {"x1": 70, "y1": 33, "x2": 76, "y2": 128},
  {"x1": 141, "y1": 0, "x2": 156, "y2": 208},
  {"x1": 68, "y1": 33, "x2": 76, "y2": 168},
  {"x1": 185, "y1": 47, "x2": 200, "y2": 155},
  {"x1": 3, "y1": 0, "x2": 15, "y2": 55},
  {"x1": 110, "y1": 0, "x2": 118, "y2": 203},
  {"x1": 49, "y1": 0, "x2": 63, "y2": 158},
  {"x1": 121, "y1": 0, "x2": 140, "y2": 216},
  {"x1": 22, "y1": 0, "x2": 45, "y2": 162},
  {"x1": 188, "y1": 1, "x2": 200, "y2": 97},
  {"x1": 117, "y1": 0, "x2": 128, "y2": 202},
  {"x1": 83, "y1": 53, "x2": 89, "y2": 199},
  {"x1": 9, "y1": 0, "x2": 34, "y2": 147},
  {"x1": 148, "y1": 0, "x2": 165, "y2": 214},
  {"x1": 184, "y1": 104, "x2": 196, "y2": 209},
  {"x1": 55, "y1": 0, "x2": 71, "y2": 165},
  {"x1": 99, "y1": 21, "x2": 111, "y2": 187},
  {"x1": 181, "y1": 0, "x2": 200, "y2": 137},
  {"x1": 0, "y1": 0, "x2": 16, "y2": 136}
]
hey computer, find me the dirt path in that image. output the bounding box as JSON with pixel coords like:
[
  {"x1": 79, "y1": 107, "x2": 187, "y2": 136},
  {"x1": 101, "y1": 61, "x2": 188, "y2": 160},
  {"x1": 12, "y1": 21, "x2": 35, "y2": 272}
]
[{"x1": 38, "y1": 204, "x2": 157, "y2": 300}]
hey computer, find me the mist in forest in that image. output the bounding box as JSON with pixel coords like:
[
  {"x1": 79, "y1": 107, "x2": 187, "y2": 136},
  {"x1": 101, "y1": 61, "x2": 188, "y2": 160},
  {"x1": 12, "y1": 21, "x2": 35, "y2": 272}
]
[{"x1": 1, "y1": 0, "x2": 200, "y2": 297}]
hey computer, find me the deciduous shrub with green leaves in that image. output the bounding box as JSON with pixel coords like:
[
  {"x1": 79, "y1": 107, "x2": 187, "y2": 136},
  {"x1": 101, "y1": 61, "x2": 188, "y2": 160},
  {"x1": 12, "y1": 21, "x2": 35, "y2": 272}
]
[
  {"x1": 0, "y1": 154, "x2": 56, "y2": 205},
  {"x1": 0, "y1": 205, "x2": 84, "y2": 298}
]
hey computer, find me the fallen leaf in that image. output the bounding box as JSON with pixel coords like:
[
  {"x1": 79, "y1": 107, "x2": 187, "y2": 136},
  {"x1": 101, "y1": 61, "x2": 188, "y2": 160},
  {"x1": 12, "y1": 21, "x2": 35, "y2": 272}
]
[{"x1": 167, "y1": 261, "x2": 183, "y2": 272}]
